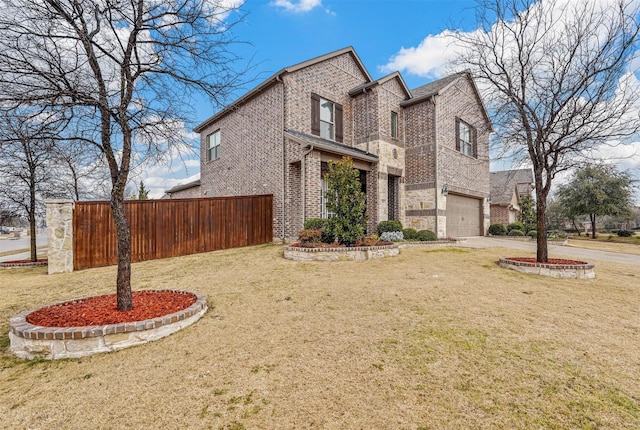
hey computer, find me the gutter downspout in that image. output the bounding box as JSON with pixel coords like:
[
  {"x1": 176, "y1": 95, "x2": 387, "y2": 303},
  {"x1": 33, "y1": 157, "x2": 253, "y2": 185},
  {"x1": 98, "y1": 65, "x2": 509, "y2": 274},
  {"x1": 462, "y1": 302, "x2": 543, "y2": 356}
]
[
  {"x1": 432, "y1": 95, "x2": 439, "y2": 238},
  {"x1": 301, "y1": 144, "x2": 314, "y2": 227},
  {"x1": 277, "y1": 75, "x2": 286, "y2": 242}
]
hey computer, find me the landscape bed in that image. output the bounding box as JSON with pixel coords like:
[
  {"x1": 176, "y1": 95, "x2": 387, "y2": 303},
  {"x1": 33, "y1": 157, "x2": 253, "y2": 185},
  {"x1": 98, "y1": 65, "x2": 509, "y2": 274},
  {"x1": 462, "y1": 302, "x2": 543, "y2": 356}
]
[
  {"x1": 499, "y1": 256, "x2": 595, "y2": 279},
  {"x1": 9, "y1": 290, "x2": 207, "y2": 360}
]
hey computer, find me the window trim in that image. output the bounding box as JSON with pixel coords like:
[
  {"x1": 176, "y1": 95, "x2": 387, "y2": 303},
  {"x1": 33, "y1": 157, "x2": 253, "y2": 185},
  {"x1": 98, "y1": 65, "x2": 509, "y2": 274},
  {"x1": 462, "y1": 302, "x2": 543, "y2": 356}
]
[
  {"x1": 311, "y1": 93, "x2": 343, "y2": 143},
  {"x1": 455, "y1": 118, "x2": 477, "y2": 158},
  {"x1": 390, "y1": 111, "x2": 398, "y2": 139},
  {"x1": 319, "y1": 97, "x2": 335, "y2": 140},
  {"x1": 207, "y1": 129, "x2": 221, "y2": 161}
]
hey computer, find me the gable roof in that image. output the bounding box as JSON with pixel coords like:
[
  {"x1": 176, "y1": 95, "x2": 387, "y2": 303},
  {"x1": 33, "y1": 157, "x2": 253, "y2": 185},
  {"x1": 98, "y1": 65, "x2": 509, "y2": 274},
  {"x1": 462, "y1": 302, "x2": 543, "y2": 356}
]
[
  {"x1": 194, "y1": 47, "x2": 371, "y2": 133},
  {"x1": 410, "y1": 72, "x2": 466, "y2": 100},
  {"x1": 490, "y1": 169, "x2": 534, "y2": 205},
  {"x1": 401, "y1": 71, "x2": 493, "y2": 131},
  {"x1": 348, "y1": 71, "x2": 411, "y2": 99}
]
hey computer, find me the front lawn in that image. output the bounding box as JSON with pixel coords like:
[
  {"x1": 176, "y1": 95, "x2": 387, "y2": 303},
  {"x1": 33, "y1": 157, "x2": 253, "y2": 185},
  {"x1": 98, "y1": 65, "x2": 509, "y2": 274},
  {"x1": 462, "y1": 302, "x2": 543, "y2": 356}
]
[{"x1": 1, "y1": 244, "x2": 638, "y2": 429}]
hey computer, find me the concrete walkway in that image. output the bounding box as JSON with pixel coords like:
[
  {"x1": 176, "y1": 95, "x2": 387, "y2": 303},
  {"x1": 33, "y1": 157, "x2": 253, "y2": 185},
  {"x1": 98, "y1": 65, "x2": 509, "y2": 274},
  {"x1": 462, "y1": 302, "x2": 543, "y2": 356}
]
[{"x1": 460, "y1": 236, "x2": 640, "y2": 266}]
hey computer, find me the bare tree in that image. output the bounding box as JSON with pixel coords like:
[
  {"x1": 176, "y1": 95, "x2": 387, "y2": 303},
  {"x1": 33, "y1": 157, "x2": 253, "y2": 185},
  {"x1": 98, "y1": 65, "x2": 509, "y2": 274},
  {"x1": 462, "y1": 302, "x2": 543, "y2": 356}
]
[
  {"x1": 0, "y1": 0, "x2": 245, "y2": 310},
  {"x1": 0, "y1": 109, "x2": 67, "y2": 261},
  {"x1": 454, "y1": 0, "x2": 640, "y2": 261}
]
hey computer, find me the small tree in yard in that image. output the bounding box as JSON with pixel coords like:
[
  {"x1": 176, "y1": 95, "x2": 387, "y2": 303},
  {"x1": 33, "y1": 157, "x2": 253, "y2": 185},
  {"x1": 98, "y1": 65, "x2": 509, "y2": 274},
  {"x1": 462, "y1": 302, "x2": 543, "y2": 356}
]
[
  {"x1": 556, "y1": 165, "x2": 634, "y2": 238},
  {"x1": 518, "y1": 194, "x2": 536, "y2": 234},
  {"x1": 324, "y1": 157, "x2": 367, "y2": 246},
  {"x1": 138, "y1": 181, "x2": 149, "y2": 200},
  {"x1": 0, "y1": 0, "x2": 246, "y2": 311}
]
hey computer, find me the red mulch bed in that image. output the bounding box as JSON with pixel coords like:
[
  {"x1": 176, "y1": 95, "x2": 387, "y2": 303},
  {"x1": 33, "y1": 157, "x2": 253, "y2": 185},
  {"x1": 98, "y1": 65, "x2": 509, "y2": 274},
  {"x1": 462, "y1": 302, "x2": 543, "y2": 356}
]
[
  {"x1": 505, "y1": 257, "x2": 588, "y2": 265},
  {"x1": 26, "y1": 291, "x2": 196, "y2": 327}
]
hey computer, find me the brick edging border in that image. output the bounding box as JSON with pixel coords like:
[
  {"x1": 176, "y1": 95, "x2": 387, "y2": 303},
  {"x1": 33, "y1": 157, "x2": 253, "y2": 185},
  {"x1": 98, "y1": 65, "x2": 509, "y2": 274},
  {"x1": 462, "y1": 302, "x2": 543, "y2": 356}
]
[
  {"x1": 9, "y1": 290, "x2": 208, "y2": 360},
  {"x1": 498, "y1": 257, "x2": 595, "y2": 279},
  {"x1": 1, "y1": 260, "x2": 48, "y2": 269}
]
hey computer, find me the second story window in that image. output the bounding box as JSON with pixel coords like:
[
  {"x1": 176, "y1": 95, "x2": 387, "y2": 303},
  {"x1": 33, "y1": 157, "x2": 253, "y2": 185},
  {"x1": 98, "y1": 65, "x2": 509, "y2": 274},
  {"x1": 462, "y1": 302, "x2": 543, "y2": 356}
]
[
  {"x1": 207, "y1": 130, "x2": 221, "y2": 161},
  {"x1": 456, "y1": 118, "x2": 476, "y2": 158},
  {"x1": 320, "y1": 98, "x2": 335, "y2": 139},
  {"x1": 391, "y1": 111, "x2": 398, "y2": 139},
  {"x1": 311, "y1": 93, "x2": 343, "y2": 143}
]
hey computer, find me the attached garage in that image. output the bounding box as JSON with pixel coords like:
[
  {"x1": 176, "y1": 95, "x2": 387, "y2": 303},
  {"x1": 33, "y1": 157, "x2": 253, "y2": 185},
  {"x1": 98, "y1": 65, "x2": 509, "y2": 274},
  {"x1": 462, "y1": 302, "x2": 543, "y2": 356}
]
[{"x1": 446, "y1": 194, "x2": 483, "y2": 237}]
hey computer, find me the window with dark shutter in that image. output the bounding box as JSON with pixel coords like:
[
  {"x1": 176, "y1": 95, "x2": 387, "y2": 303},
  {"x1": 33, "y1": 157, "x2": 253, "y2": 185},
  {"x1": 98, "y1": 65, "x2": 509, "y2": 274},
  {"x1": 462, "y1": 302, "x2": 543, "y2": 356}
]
[
  {"x1": 335, "y1": 103, "x2": 343, "y2": 143},
  {"x1": 311, "y1": 93, "x2": 320, "y2": 136}
]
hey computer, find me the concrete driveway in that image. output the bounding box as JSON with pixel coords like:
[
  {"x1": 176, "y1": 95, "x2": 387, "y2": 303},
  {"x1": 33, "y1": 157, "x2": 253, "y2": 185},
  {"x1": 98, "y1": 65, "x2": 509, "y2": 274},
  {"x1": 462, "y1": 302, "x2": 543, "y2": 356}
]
[
  {"x1": 0, "y1": 231, "x2": 48, "y2": 262},
  {"x1": 460, "y1": 236, "x2": 639, "y2": 266}
]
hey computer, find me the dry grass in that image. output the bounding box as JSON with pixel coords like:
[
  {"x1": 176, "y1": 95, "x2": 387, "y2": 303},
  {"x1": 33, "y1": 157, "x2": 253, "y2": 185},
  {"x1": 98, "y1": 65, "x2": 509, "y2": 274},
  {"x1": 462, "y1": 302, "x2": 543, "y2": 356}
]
[
  {"x1": 1, "y1": 244, "x2": 639, "y2": 429},
  {"x1": 566, "y1": 238, "x2": 640, "y2": 256}
]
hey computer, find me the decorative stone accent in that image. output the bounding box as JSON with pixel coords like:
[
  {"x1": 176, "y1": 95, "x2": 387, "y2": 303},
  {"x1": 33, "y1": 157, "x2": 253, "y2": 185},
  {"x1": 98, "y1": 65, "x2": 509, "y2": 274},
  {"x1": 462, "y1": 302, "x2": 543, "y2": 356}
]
[
  {"x1": 9, "y1": 290, "x2": 207, "y2": 360},
  {"x1": 397, "y1": 239, "x2": 462, "y2": 248},
  {"x1": 46, "y1": 200, "x2": 75, "y2": 274},
  {"x1": 498, "y1": 258, "x2": 595, "y2": 279},
  {"x1": 283, "y1": 244, "x2": 399, "y2": 262}
]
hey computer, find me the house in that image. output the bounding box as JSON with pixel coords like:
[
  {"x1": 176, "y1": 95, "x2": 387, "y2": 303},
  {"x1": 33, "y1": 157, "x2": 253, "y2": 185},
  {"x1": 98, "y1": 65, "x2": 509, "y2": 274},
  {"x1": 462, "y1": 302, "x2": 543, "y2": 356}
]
[
  {"x1": 172, "y1": 47, "x2": 492, "y2": 239},
  {"x1": 489, "y1": 169, "x2": 534, "y2": 225}
]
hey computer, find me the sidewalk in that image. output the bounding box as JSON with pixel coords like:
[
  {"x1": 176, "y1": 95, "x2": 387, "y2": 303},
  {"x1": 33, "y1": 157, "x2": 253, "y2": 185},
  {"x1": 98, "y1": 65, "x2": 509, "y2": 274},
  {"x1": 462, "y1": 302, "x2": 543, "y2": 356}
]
[{"x1": 460, "y1": 236, "x2": 640, "y2": 266}]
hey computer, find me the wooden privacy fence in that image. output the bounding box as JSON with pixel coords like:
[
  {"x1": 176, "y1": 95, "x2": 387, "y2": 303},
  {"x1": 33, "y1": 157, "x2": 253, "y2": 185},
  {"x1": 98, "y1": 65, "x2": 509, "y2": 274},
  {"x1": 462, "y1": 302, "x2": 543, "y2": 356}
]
[{"x1": 73, "y1": 195, "x2": 273, "y2": 270}]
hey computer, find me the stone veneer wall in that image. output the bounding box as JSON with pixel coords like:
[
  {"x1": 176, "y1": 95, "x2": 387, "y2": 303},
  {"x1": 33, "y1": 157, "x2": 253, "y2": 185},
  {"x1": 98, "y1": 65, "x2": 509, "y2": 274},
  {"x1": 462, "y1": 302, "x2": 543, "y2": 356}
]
[{"x1": 46, "y1": 200, "x2": 74, "y2": 274}]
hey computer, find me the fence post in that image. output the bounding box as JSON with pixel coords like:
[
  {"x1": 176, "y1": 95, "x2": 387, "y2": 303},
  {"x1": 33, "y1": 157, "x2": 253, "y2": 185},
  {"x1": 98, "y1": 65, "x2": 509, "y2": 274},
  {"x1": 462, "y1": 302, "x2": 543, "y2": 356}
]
[{"x1": 46, "y1": 200, "x2": 75, "y2": 274}]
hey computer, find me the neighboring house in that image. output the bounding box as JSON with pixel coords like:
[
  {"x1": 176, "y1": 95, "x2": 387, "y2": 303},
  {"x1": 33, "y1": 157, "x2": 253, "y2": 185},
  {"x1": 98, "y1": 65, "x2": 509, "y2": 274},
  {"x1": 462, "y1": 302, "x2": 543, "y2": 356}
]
[
  {"x1": 174, "y1": 47, "x2": 492, "y2": 239},
  {"x1": 489, "y1": 169, "x2": 534, "y2": 225},
  {"x1": 163, "y1": 179, "x2": 201, "y2": 199}
]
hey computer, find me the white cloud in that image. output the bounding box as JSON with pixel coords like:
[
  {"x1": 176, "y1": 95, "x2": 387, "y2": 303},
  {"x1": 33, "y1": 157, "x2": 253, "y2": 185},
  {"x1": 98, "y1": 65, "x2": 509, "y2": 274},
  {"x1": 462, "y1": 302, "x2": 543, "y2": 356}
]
[
  {"x1": 380, "y1": 30, "x2": 465, "y2": 78},
  {"x1": 271, "y1": 0, "x2": 323, "y2": 13}
]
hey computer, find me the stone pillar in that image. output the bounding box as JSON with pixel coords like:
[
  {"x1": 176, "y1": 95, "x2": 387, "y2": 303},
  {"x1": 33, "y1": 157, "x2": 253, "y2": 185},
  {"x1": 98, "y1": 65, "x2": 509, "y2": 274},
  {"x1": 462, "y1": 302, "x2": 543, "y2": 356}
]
[{"x1": 46, "y1": 200, "x2": 75, "y2": 274}]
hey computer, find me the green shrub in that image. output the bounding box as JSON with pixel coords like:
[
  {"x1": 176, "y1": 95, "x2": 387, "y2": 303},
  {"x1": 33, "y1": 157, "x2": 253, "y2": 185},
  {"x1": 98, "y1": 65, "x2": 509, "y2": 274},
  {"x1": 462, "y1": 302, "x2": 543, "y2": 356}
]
[
  {"x1": 303, "y1": 218, "x2": 333, "y2": 243},
  {"x1": 488, "y1": 223, "x2": 507, "y2": 236},
  {"x1": 507, "y1": 222, "x2": 525, "y2": 232},
  {"x1": 376, "y1": 220, "x2": 403, "y2": 236},
  {"x1": 617, "y1": 230, "x2": 633, "y2": 237},
  {"x1": 304, "y1": 218, "x2": 327, "y2": 230},
  {"x1": 324, "y1": 157, "x2": 367, "y2": 246},
  {"x1": 298, "y1": 229, "x2": 322, "y2": 245},
  {"x1": 527, "y1": 230, "x2": 537, "y2": 239},
  {"x1": 549, "y1": 230, "x2": 568, "y2": 240},
  {"x1": 402, "y1": 228, "x2": 418, "y2": 240},
  {"x1": 416, "y1": 229, "x2": 437, "y2": 241},
  {"x1": 508, "y1": 229, "x2": 525, "y2": 236}
]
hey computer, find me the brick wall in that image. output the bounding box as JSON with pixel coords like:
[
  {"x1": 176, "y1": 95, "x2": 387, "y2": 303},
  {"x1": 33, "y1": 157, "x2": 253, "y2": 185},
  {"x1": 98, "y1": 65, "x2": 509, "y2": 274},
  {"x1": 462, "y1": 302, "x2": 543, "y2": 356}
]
[
  {"x1": 199, "y1": 83, "x2": 286, "y2": 237},
  {"x1": 283, "y1": 52, "x2": 368, "y2": 145},
  {"x1": 490, "y1": 205, "x2": 510, "y2": 225},
  {"x1": 436, "y1": 76, "x2": 491, "y2": 235}
]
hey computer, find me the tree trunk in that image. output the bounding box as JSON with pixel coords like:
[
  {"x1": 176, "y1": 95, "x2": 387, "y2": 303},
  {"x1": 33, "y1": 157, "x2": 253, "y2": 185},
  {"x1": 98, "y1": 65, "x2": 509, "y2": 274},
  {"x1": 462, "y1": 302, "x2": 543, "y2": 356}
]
[
  {"x1": 111, "y1": 190, "x2": 132, "y2": 311},
  {"x1": 590, "y1": 214, "x2": 597, "y2": 239},
  {"x1": 29, "y1": 180, "x2": 37, "y2": 262},
  {"x1": 572, "y1": 218, "x2": 581, "y2": 236},
  {"x1": 536, "y1": 195, "x2": 548, "y2": 262}
]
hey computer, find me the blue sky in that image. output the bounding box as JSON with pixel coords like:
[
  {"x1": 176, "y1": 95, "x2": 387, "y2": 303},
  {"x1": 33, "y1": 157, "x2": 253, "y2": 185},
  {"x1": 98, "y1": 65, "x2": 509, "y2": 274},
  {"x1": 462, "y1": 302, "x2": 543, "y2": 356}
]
[{"x1": 141, "y1": 0, "x2": 640, "y2": 201}]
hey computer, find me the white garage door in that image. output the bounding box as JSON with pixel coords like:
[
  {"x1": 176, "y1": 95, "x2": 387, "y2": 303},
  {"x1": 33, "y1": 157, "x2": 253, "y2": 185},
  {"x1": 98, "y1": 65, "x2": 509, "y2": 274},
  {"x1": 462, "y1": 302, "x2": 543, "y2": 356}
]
[{"x1": 446, "y1": 194, "x2": 482, "y2": 237}]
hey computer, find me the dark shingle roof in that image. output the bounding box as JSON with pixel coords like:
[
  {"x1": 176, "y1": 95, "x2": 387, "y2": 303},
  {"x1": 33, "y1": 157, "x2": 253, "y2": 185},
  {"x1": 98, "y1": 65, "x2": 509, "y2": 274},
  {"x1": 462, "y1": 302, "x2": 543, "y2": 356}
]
[
  {"x1": 490, "y1": 169, "x2": 534, "y2": 205},
  {"x1": 284, "y1": 130, "x2": 378, "y2": 162},
  {"x1": 411, "y1": 72, "x2": 467, "y2": 99}
]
